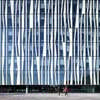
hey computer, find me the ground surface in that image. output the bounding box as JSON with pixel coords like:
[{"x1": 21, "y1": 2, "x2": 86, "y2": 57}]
[{"x1": 0, "y1": 93, "x2": 100, "y2": 100}]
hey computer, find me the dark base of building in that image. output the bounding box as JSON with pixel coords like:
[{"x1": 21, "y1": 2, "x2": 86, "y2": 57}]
[{"x1": 0, "y1": 85, "x2": 100, "y2": 93}]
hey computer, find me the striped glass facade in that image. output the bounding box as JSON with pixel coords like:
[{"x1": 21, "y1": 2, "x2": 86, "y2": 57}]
[{"x1": 0, "y1": 0, "x2": 100, "y2": 85}]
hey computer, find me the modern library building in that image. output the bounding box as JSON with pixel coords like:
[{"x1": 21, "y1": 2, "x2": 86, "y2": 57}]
[{"x1": 0, "y1": 0, "x2": 100, "y2": 92}]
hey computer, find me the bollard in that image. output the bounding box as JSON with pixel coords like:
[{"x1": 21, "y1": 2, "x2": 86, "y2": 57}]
[{"x1": 26, "y1": 86, "x2": 28, "y2": 94}]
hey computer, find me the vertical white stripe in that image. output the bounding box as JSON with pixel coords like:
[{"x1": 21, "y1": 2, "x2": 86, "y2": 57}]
[
  {"x1": 30, "y1": 0, "x2": 34, "y2": 85},
  {"x1": 0, "y1": 0, "x2": 1, "y2": 85},
  {"x1": 28, "y1": 0, "x2": 34, "y2": 85},
  {"x1": 48, "y1": 0, "x2": 50, "y2": 85},
  {"x1": 34, "y1": 0, "x2": 38, "y2": 84},
  {"x1": 44, "y1": 0, "x2": 47, "y2": 85},
  {"x1": 86, "y1": 0, "x2": 89, "y2": 85},
  {"x1": 50, "y1": 0, "x2": 53, "y2": 85},
  {"x1": 63, "y1": 43, "x2": 66, "y2": 85},
  {"x1": 82, "y1": 0, "x2": 86, "y2": 85},
  {"x1": 76, "y1": 0, "x2": 79, "y2": 85},
  {"x1": 58, "y1": 0, "x2": 60, "y2": 85},
  {"x1": 69, "y1": 28, "x2": 72, "y2": 56},
  {"x1": 37, "y1": 56, "x2": 40, "y2": 85},
  {"x1": 2, "y1": 9, "x2": 5, "y2": 85},
  {"x1": 30, "y1": 0, "x2": 33, "y2": 28},
  {"x1": 37, "y1": 0, "x2": 40, "y2": 85},
  {"x1": 28, "y1": 30, "x2": 31, "y2": 84},
  {"x1": 35, "y1": 0, "x2": 37, "y2": 57},
  {"x1": 89, "y1": 0, "x2": 93, "y2": 85},
  {"x1": 25, "y1": 0, "x2": 28, "y2": 85},
  {"x1": 10, "y1": 0, "x2": 14, "y2": 85},
  {"x1": 5, "y1": 0, "x2": 8, "y2": 85},
  {"x1": 82, "y1": 0, "x2": 85, "y2": 14},
  {"x1": 61, "y1": 0, "x2": 64, "y2": 85},
  {"x1": 74, "y1": 30, "x2": 76, "y2": 85},
  {"x1": 96, "y1": 0, "x2": 99, "y2": 85},
  {"x1": 63, "y1": 0, "x2": 67, "y2": 85},
  {"x1": 21, "y1": 0, "x2": 24, "y2": 85},
  {"x1": 67, "y1": 0, "x2": 69, "y2": 85},
  {"x1": 69, "y1": 0, "x2": 73, "y2": 85},
  {"x1": 93, "y1": 0, "x2": 96, "y2": 85},
  {"x1": 74, "y1": 0, "x2": 79, "y2": 85},
  {"x1": 16, "y1": 0, "x2": 21, "y2": 85},
  {"x1": 75, "y1": 0, "x2": 79, "y2": 28},
  {"x1": 54, "y1": 0, "x2": 57, "y2": 85},
  {"x1": 43, "y1": 0, "x2": 46, "y2": 57}
]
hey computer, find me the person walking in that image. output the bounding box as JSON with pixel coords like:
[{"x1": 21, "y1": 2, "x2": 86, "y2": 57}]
[
  {"x1": 58, "y1": 86, "x2": 60, "y2": 96},
  {"x1": 63, "y1": 82, "x2": 68, "y2": 96}
]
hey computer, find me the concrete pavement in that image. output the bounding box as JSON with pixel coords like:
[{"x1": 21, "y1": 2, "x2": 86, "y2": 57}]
[{"x1": 0, "y1": 93, "x2": 100, "y2": 100}]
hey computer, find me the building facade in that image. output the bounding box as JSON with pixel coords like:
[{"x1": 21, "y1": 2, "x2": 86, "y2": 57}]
[{"x1": 0, "y1": 0, "x2": 100, "y2": 86}]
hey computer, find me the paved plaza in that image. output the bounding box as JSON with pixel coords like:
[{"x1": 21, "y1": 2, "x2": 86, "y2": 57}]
[{"x1": 0, "y1": 93, "x2": 100, "y2": 100}]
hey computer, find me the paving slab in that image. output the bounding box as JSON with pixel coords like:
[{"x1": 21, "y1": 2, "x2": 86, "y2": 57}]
[{"x1": 0, "y1": 93, "x2": 100, "y2": 100}]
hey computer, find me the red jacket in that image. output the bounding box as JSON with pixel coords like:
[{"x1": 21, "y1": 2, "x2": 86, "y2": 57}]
[{"x1": 63, "y1": 87, "x2": 68, "y2": 92}]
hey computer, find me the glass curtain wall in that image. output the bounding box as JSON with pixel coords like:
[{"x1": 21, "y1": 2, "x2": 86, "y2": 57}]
[{"x1": 0, "y1": 0, "x2": 100, "y2": 85}]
